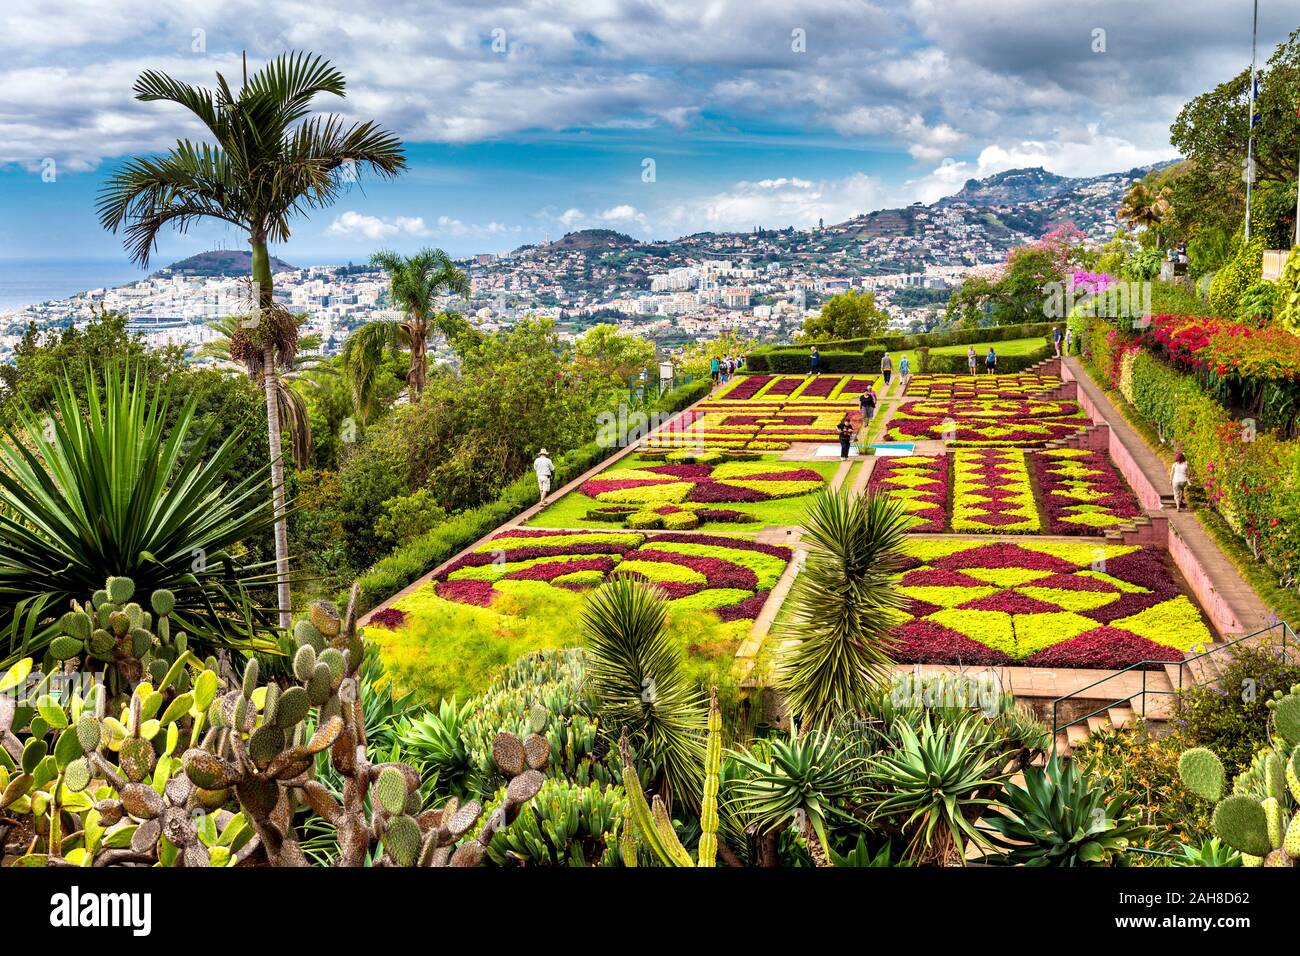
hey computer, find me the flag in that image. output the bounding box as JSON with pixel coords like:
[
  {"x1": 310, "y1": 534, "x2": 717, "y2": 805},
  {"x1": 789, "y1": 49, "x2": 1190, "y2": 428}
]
[{"x1": 1250, "y1": 77, "x2": 1261, "y2": 128}]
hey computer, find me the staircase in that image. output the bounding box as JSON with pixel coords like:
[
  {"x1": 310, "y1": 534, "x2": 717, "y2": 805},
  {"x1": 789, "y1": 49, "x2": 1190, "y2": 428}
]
[{"x1": 1049, "y1": 704, "x2": 1141, "y2": 761}]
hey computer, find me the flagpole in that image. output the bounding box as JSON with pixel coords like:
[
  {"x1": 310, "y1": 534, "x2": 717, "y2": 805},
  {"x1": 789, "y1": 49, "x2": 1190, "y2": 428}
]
[{"x1": 1245, "y1": 0, "x2": 1258, "y2": 241}]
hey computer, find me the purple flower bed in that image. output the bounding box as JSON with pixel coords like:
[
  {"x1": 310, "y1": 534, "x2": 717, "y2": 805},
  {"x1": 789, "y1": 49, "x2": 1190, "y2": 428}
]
[
  {"x1": 434, "y1": 579, "x2": 496, "y2": 606},
  {"x1": 799, "y1": 376, "x2": 844, "y2": 398},
  {"x1": 503, "y1": 557, "x2": 619, "y2": 581},
  {"x1": 623, "y1": 548, "x2": 759, "y2": 590},
  {"x1": 724, "y1": 376, "x2": 773, "y2": 399},
  {"x1": 648, "y1": 532, "x2": 793, "y2": 561},
  {"x1": 1030, "y1": 449, "x2": 1143, "y2": 536},
  {"x1": 717, "y1": 591, "x2": 772, "y2": 621},
  {"x1": 1025, "y1": 627, "x2": 1181, "y2": 670},
  {"x1": 368, "y1": 607, "x2": 407, "y2": 629}
]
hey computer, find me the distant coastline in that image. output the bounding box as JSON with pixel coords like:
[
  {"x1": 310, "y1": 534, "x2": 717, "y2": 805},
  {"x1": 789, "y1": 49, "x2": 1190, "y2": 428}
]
[{"x1": 0, "y1": 259, "x2": 149, "y2": 312}]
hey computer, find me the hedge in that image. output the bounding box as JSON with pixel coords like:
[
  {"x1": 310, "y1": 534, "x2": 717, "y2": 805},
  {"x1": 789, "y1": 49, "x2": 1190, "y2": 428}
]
[
  {"x1": 917, "y1": 340, "x2": 1053, "y2": 374},
  {"x1": 786, "y1": 319, "x2": 1060, "y2": 352},
  {"x1": 348, "y1": 377, "x2": 713, "y2": 612},
  {"x1": 745, "y1": 349, "x2": 867, "y2": 373}
]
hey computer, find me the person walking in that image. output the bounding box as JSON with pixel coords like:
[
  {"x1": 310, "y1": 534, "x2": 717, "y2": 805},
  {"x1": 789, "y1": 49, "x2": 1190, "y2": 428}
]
[
  {"x1": 858, "y1": 386, "x2": 876, "y2": 423},
  {"x1": 1065, "y1": 326, "x2": 1074, "y2": 356},
  {"x1": 534, "y1": 448, "x2": 556, "y2": 506},
  {"x1": 710, "y1": 356, "x2": 720, "y2": 385},
  {"x1": 1171, "y1": 452, "x2": 1191, "y2": 511},
  {"x1": 1053, "y1": 326, "x2": 1063, "y2": 357},
  {"x1": 967, "y1": 346, "x2": 978, "y2": 377},
  {"x1": 809, "y1": 346, "x2": 820, "y2": 376},
  {"x1": 880, "y1": 351, "x2": 893, "y2": 387},
  {"x1": 985, "y1": 346, "x2": 997, "y2": 375},
  {"x1": 898, "y1": 353, "x2": 911, "y2": 390},
  {"x1": 837, "y1": 414, "x2": 854, "y2": 459}
]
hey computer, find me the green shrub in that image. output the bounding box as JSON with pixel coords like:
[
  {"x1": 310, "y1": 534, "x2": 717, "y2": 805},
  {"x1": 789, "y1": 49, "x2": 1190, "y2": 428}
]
[
  {"x1": 1175, "y1": 642, "x2": 1300, "y2": 776},
  {"x1": 1207, "y1": 235, "x2": 1264, "y2": 317},
  {"x1": 1276, "y1": 246, "x2": 1300, "y2": 334}
]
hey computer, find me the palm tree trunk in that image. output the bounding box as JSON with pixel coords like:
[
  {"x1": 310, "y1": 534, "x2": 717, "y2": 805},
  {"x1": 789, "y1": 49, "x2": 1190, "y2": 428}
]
[
  {"x1": 252, "y1": 238, "x2": 293, "y2": 630},
  {"x1": 408, "y1": 319, "x2": 428, "y2": 399}
]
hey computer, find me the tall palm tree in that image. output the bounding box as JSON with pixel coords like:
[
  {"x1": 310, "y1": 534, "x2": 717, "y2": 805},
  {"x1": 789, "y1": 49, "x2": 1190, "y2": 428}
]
[
  {"x1": 198, "y1": 314, "x2": 326, "y2": 468},
  {"x1": 777, "y1": 488, "x2": 911, "y2": 728},
  {"x1": 342, "y1": 248, "x2": 468, "y2": 418},
  {"x1": 97, "y1": 51, "x2": 407, "y2": 628},
  {"x1": 1117, "y1": 183, "x2": 1173, "y2": 247}
]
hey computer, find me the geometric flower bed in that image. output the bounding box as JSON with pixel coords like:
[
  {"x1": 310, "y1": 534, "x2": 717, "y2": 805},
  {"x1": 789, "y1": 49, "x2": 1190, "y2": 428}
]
[
  {"x1": 886, "y1": 398, "x2": 1089, "y2": 446},
  {"x1": 903, "y1": 373, "x2": 1061, "y2": 399},
  {"x1": 888, "y1": 540, "x2": 1214, "y2": 669},
  {"x1": 649, "y1": 374, "x2": 873, "y2": 450},
  {"x1": 429, "y1": 528, "x2": 793, "y2": 622},
  {"x1": 951, "y1": 449, "x2": 1041, "y2": 533},
  {"x1": 1030, "y1": 448, "x2": 1143, "y2": 534},
  {"x1": 580, "y1": 460, "x2": 824, "y2": 504},
  {"x1": 865, "y1": 454, "x2": 948, "y2": 531}
]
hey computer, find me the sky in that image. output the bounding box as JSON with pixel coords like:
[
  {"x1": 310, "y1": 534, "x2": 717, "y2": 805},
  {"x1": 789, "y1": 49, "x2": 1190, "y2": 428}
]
[{"x1": 0, "y1": 0, "x2": 1294, "y2": 268}]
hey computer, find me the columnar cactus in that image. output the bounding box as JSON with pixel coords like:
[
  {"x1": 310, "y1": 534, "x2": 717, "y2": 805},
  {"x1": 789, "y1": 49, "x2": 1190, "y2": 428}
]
[{"x1": 1178, "y1": 682, "x2": 1300, "y2": 866}]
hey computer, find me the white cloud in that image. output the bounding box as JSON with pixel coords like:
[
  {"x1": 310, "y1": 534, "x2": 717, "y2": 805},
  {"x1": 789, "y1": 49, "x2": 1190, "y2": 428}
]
[
  {"x1": 663, "y1": 173, "x2": 893, "y2": 233},
  {"x1": 324, "y1": 211, "x2": 431, "y2": 241}
]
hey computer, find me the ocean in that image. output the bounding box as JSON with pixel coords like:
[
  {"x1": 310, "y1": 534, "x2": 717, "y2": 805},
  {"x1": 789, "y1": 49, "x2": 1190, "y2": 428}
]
[{"x1": 0, "y1": 259, "x2": 151, "y2": 311}]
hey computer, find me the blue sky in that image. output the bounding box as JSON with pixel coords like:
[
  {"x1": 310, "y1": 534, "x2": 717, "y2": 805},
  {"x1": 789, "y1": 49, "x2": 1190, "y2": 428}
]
[{"x1": 0, "y1": 0, "x2": 1293, "y2": 267}]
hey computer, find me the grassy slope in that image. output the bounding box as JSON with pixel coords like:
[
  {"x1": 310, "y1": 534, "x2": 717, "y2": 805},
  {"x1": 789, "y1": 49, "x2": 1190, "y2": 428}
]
[
  {"x1": 526, "y1": 453, "x2": 841, "y2": 531},
  {"x1": 879, "y1": 336, "x2": 1048, "y2": 387}
]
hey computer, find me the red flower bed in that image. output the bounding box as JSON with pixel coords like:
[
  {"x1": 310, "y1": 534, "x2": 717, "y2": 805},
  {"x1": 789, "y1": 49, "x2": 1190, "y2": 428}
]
[
  {"x1": 717, "y1": 591, "x2": 772, "y2": 621},
  {"x1": 1024, "y1": 627, "x2": 1182, "y2": 669},
  {"x1": 434, "y1": 579, "x2": 496, "y2": 606},
  {"x1": 503, "y1": 557, "x2": 619, "y2": 581},
  {"x1": 764, "y1": 378, "x2": 802, "y2": 396},
  {"x1": 723, "y1": 376, "x2": 773, "y2": 399},
  {"x1": 799, "y1": 376, "x2": 843, "y2": 398},
  {"x1": 866, "y1": 454, "x2": 948, "y2": 533},
  {"x1": 623, "y1": 548, "x2": 758, "y2": 590},
  {"x1": 888, "y1": 619, "x2": 1015, "y2": 666},
  {"x1": 368, "y1": 607, "x2": 406, "y2": 628},
  {"x1": 650, "y1": 532, "x2": 793, "y2": 561},
  {"x1": 1030, "y1": 449, "x2": 1142, "y2": 536}
]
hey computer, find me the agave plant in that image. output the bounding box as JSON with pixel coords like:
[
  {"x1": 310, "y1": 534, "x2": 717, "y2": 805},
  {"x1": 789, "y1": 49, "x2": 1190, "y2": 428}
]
[
  {"x1": 777, "y1": 488, "x2": 911, "y2": 728},
  {"x1": 398, "y1": 696, "x2": 476, "y2": 800},
  {"x1": 727, "y1": 725, "x2": 862, "y2": 866},
  {"x1": 581, "y1": 575, "x2": 706, "y2": 807},
  {"x1": 863, "y1": 711, "x2": 1009, "y2": 866},
  {"x1": 984, "y1": 756, "x2": 1149, "y2": 866},
  {"x1": 1171, "y1": 837, "x2": 1242, "y2": 868},
  {"x1": 0, "y1": 368, "x2": 278, "y2": 666}
]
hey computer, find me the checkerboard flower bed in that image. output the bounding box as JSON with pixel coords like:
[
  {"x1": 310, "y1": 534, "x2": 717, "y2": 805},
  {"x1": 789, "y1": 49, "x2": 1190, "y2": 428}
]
[
  {"x1": 886, "y1": 397, "x2": 1088, "y2": 447},
  {"x1": 887, "y1": 539, "x2": 1213, "y2": 669},
  {"x1": 580, "y1": 460, "x2": 825, "y2": 504},
  {"x1": 866, "y1": 454, "x2": 948, "y2": 531},
  {"x1": 429, "y1": 528, "x2": 792, "y2": 621},
  {"x1": 1030, "y1": 448, "x2": 1143, "y2": 535},
  {"x1": 951, "y1": 449, "x2": 1041, "y2": 533},
  {"x1": 903, "y1": 373, "x2": 1061, "y2": 399}
]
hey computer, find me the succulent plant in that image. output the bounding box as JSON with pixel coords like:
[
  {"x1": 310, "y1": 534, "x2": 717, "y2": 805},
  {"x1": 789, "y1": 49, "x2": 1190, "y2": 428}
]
[{"x1": 1177, "y1": 682, "x2": 1300, "y2": 866}]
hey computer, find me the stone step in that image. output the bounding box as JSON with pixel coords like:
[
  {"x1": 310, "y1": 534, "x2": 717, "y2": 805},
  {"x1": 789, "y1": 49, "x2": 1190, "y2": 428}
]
[
  {"x1": 1065, "y1": 724, "x2": 1090, "y2": 749},
  {"x1": 1086, "y1": 714, "x2": 1110, "y2": 735},
  {"x1": 1108, "y1": 706, "x2": 1133, "y2": 730},
  {"x1": 1054, "y1": 732, "x2": 1072, "y2": 758}
]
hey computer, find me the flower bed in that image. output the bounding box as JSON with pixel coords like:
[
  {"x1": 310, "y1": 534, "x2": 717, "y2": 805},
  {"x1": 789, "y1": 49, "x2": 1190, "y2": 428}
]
[
  {"x1": 886, "y1": 398, "x2": 1088, "y2": 446},
  {"x1": 865, "y1": 454, "x2": 948, "y2": 532},
  {"x1": 887, "y1": 539, "x2": 1214, "y2": 668},
  {"x1": 1030, "y1": 448, "x2": 1143, "y2": 535},
  {"x1": 951, "y1": 449, "x2": 1040, "y2": 533},
  {"x1": 903, "y1": 373, "x2": 1060, "y2": 399},
  {"x1": 580, "y1": 460, "x2": 825, "y2": 505},
  {"x1": 428, "y1": 528, "x2": 792, "y2": 621}
]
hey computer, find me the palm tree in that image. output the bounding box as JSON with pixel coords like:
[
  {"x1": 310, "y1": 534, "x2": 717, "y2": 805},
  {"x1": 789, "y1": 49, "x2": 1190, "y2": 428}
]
[
  {"x1": 1117, "y1": 183, "x2": 1173, "y2": 247},
  {"x1": 97, "y1": 51, "x2": 407, "y2": 628},
  {"x1": 581, "y1": 575, "x2": 706, "y2": 807},
  {"x1": 0, "y1": 367, "x2": 279, "y2": 668},
  {"x1": 777, "y1": 488, "x2": 911, "y2": 727},
  {"x1": 199, "y1": 314, "x2": 326, "y2": 468},
  {"x1": 342, "y1": 248, "x2": 469, "y2": 418}
]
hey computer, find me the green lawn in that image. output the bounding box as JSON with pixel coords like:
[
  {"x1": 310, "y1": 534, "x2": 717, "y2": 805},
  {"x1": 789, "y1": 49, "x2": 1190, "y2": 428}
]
[{"x1": 526, "y1": 453, "x2": 841, "y2": 531}]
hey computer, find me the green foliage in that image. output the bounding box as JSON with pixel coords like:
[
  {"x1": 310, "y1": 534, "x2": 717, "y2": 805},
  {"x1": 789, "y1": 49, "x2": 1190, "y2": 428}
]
[
  {"x1": 776, "y1": 489, "x2": 910, "y2": 727},
  {"x1": 1172, "y1": 837, "x2": 1242, "y2": 867},
  {"x1": 0, "y1": 368, "x2": 279, "y2": 667},
  {"x1": 986, "y1": 757, "x2": 1148, "y2": 866},
  {"x1": 1277, "y1": 246, "x2": 1300, "y2": 334},
  {"x1": 582, "y1": 576, "x2": 706, "y2": 806},
  {"x1": 574, "y1": 324, "x2": 656, "y2": 388},
  {"x1": 1208, "y1": 235, "x2": 1265, "y2": 317},
  {"x1": 801, "y1": 289, "x2": 890, "y2": 342},
  {"x1": 484, "y1": 776, "x2": 625, "y2": 866},
  {"x1": 1178, "y1": 748, "x2": 1225, "y2": 802}
]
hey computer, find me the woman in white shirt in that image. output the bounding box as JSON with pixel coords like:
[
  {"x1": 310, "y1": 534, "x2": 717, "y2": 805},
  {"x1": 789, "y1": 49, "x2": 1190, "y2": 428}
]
[{"x1": 1171, "y1": 452, "x2": 1190, "y2": 511}]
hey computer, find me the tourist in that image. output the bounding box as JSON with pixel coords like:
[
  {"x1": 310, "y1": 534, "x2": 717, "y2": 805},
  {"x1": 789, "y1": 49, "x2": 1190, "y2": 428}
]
[
  {"x1": 710, "y1": 356, "x2": 720, "y2": 385},
  {"x1": 898, "y1": 353, "x2": 911, "y2": 389},
  {"x1": 837, "y1": 415, "x2": 854, "y2": 459},
  {"x1": 1053, "y1": 326, "x2": 1063, "y2": 357},
  {"x1": 859, "y1": 386, "x2": 876, "y2": 423},
  {"x1": 534, "y1": 448, "x2": 556, "y2": 506},
  {"x1": 967, "y1": 346, "x2": 978, "y2": 376},
  {"x1": 809, "y1": 346, "x2": 820, "y2": 375},
  {"x1": 985, "y1": 346, "x2": 997, "y2": 375},
  {"x1": 1171, "y1": 452, "x2": 1191, "y2": 511},
  {"x1": 1065, "y1": 326, "x2": 1074, "y2": 356},
  {"x1": 881, "y1": 351, "x2": 893, "y2": 386}
]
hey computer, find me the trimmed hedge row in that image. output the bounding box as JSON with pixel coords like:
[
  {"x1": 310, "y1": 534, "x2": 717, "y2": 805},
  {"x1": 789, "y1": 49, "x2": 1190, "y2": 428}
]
[
  {"x1": 916, "y1": 340, "x2": 1053, "y2": 374},
  {"x1": 749, "y1": 320, "x2": 1062, "y2": 371},
  {"x1": 348, "y1": 377, "x2": 714, "y2": 613}
]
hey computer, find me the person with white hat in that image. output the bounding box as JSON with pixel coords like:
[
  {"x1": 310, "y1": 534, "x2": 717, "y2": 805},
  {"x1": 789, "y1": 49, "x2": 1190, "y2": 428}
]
[{"x1": 534, "y1": 448, "x2": 556, "y2": 505}]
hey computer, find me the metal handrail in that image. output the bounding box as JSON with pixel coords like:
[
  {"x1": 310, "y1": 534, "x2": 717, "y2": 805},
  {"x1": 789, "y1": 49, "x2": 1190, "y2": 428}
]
[{"x1": 1050, "y1": 620, "x2": 1293, "y2": 757}]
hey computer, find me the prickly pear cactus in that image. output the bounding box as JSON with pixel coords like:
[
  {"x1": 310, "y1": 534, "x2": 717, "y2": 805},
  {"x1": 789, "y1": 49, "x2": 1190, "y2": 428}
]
[{"x1": 1178, "y1": 682, "x2": 1300, "y2": 866}]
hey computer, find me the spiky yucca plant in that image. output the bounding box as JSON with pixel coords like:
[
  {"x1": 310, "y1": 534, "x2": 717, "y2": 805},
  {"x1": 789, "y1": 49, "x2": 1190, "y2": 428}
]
[
  {"x1": 581, "y1": 575, "x2": 705, "y2": 807},
  {"x1": 0, "y1": 368, "x2": 278, "y2": 666},
  {"x1": 777, "y1": 488, "x2": 910, "y2": 727}
]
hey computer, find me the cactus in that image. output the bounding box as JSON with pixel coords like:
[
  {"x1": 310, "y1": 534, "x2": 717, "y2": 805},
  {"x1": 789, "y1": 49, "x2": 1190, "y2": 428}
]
[
  {"x1": 617, "y1": 687, "x2": 722, "y2": 867},
  {"x1": 1178, "y1": 683, "x2": 1300, "y2": 866}
]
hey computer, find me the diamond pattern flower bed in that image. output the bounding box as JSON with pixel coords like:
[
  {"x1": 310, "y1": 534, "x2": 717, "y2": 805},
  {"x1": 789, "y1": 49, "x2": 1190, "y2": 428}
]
[
  {"x1": 1031, "y1": 448, "x2": 1143, "y2": 535},
  {"x1": 888, "y1": 539, "x2": 1214, "y2": 669},
  {"x1": 866, "y1": 454, "x2": 948, "y2": 532},
  {"x1": 952, "y1": 449, "x2": 1040, "y2": 533},
  {"x1": 886, "y1": 397, "x2": 1088, "y2": 447},
  {"x1": 429, "y1": 528, "x2": 793, "y2": 621},
  {"x1": 903, "y1": 373, "x2": 1061, "y2": 399}
]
